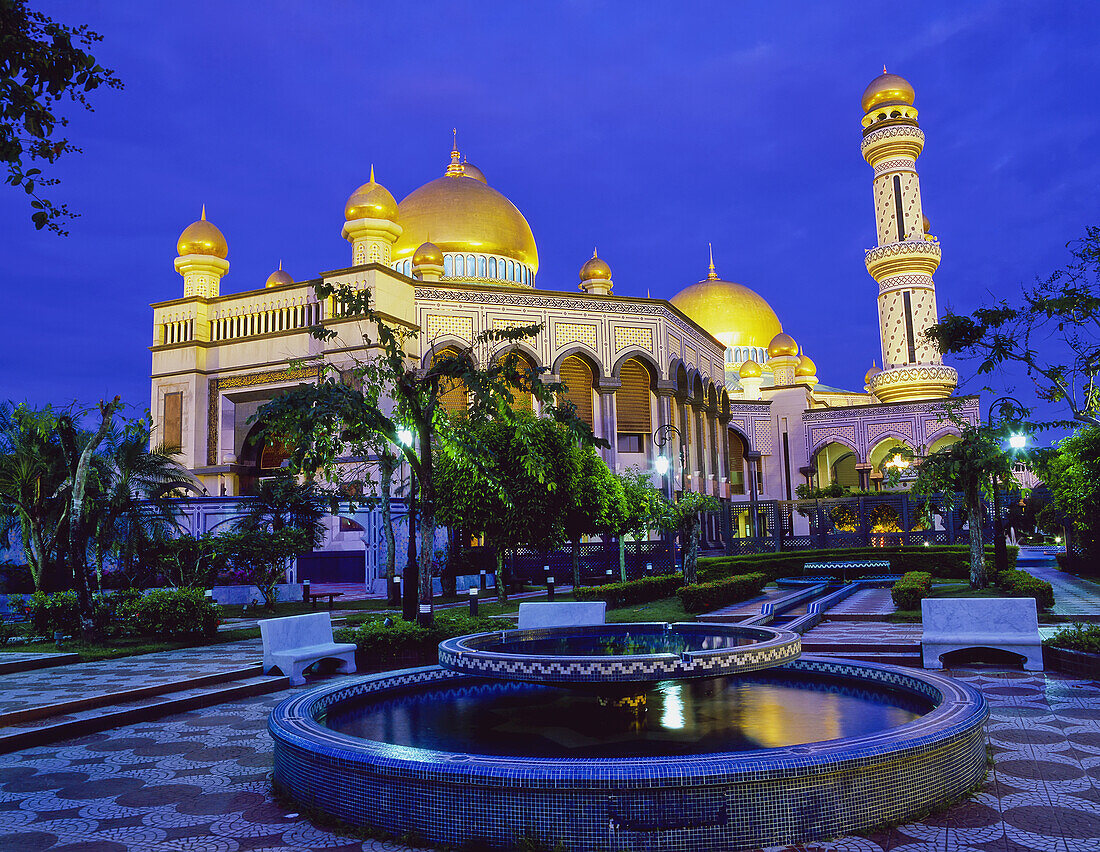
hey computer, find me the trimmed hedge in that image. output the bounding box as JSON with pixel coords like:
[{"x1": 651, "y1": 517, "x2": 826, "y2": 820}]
[
  {"x1": 890, "y1": 572, "x2": 933, "y2": 610},
  {"x1": 998, "y1": 569, "x2": 1055, "y2": 610},
  {"x1": 677, "y1": 572, "x2": 767, "y2": 614},
  {"x1": 575, "y1": 573, "x2": 684, "y2": 608},
  {"x1": 698, "y1": 545, "x2": 1017, "y2": 584},
  {"x1": 334, "y1": 611, "x2": 499, "y2": 670},
  {"x1": 122, "y1": 589, "x2": 220, "y2": 639}
]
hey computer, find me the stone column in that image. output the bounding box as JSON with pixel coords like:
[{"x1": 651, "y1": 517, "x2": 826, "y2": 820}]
[{"x1": 596, "y1": 380, "x2": 620, "y2": 472}]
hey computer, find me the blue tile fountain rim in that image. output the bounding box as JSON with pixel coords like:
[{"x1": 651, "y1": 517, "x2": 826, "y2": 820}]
[
  {"x1": 268, "y1": 655, "x2": 987, "y2": 790},
  {"x1": 437, "y1": 622, "x2": 803, "y2": 684}
]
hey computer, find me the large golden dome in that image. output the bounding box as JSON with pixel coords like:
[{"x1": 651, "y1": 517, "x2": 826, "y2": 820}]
[
  {"x1": 392, "y1": 149, "x2": 538, "y2": 272},
  {"x1": 861, "y1": 71, "x2": 915, "y2": 113},
  {"x1": 176, "y1": 206, "x2": 227, "y2": 258},
  {"x1": 669, "y1": 253, "x2": 782, "y2": 349}
]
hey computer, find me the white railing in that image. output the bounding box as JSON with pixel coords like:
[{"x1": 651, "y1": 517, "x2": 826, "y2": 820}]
[{"x1": 211, "y1": 297, "x2": 323, "y2": 342}]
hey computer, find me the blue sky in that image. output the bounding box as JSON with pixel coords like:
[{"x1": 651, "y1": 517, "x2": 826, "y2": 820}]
[{"x1": 1, "y1": 1, "x2": 1097, "y2": 437}]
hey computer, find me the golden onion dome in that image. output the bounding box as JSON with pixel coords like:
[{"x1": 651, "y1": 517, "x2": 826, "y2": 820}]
[
  {"x1": 176, "y1": 206, "x2": 227, "y2": 258},
  {"x1": 412, "y1": 240, "x2": 444, "y2": 267},
  {"x1": 391, "y1": 149, "x2": 538, "y2": 272},
  {"x1": 579, "y1": 249, "x2": 611, "y2": 282},
  {"x1": 739, "y1": 359, "x2": 763, "y2": 379},
  {"x1": 460, "y1": 160, "x2": 487, "y2": 184},
  {"x1": 865, "y1": 362, "x2": 882, "y2": 383},
  {"x1": 670, "y1": 250, "x2": 782, "y2": 349},
  {"x1": 796, "y1": 354, "x2": 818, "y2": 377},
  {"x1": 265, "y1": 262, "x2": 293, "y2": 288},
  {"x1": 861, "y1": 70, "x2": 916, "y2": 113},
  {"x1": 344, "y1": 165, "x2": 399, "y2": 222},
  {"x1": 767, "y1": 332, "x2": 799, "y2": 358}
]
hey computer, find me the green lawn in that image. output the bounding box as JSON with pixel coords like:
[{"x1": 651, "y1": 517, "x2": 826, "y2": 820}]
[
  {"x1": 0, "y1": 627, "x2": 261, "y2": 663},
  {"x1": 217, "y1": 599, "x2": 391, "y2": 619}
]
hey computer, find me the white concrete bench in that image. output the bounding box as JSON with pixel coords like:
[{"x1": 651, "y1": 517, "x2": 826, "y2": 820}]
[
  {"x1": 921, "y1": 598, "x2": 1043, "y2": 671},
  {"x1": 259, "y1": 612, "x2": 358, "y2": 686},
  {"x1": 518, "y1": 602, "x2": 606, "y2": 630}
]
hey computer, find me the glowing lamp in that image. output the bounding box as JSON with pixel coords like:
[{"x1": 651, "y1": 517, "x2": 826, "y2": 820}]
[
  {"x1": 655, "y1": 455, "x2": 670, "y2": 476},
  {"x1": 1008, "y1": 434, "x2": 1027, "y2": 450},
  {"x1": 397, "y1": 428, "x2": 414, "y2": 447}
]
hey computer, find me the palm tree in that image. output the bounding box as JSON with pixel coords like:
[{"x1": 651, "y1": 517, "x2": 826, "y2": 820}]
[{"x1": 236, "y1": 473, "x2": 327, "y2": 546}]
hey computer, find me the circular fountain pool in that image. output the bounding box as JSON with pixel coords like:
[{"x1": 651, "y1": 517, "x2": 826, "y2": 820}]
[{"x1": 270, "y1": 624, "x2": 988, "y2": 851}]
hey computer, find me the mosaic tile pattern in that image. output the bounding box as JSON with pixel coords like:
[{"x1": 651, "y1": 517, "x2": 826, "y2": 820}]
[{"x1": 3, "y1": 666, "x2": 1100, "y2": 851}]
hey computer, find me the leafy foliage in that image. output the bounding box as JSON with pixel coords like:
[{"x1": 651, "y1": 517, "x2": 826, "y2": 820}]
[
  {"x1": 657, "y1": 490, "x2": 719, "y2": 584},
  {"x1": 1035, "y1": 425, "x2": 1100, "y2": 563},
  {"x1": 997, "y1": 569, "x2": 1055, "y2": 609},
  {"x1": 926, "y1": 226, "x2": 1100, "y2": 428},
  {"x1": 573, "y1": 573, "x2": 683, "y2": 608},
  {"x1": 333, "y1": 610, "x2": 499, "y2": 669},
  {"x1": 676, "y1": 572, "x2": 767, "y2": 614},
  {"x1": 1045, "y1": 622, "x2": 1100, "y2": 655},
  {"x1": 890, "y1": 572, "x2": 933, "y2": 610},
  {"x1": 120, "y1": 588, "x2": 219, "y2": 639},
  {"x1": 1, "y1": 0, "x2": 123, "y2": 233}
]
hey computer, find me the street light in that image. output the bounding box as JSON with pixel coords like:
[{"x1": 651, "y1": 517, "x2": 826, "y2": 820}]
[
  {"x1": 655, "y1": 455, "x2": 670, "y2": 477},
  {"x1": 986, "y1": 396, "x2": 1027, "y2": 578},
  {"x1": 652, "y1": 424, "x2": 684, "y2": 503}
]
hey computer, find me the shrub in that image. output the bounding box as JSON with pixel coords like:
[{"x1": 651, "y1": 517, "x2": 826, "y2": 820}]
[
  {"x1": 574, "y1": 573, "x2": 683, "y2": 608},
  {"x1": 998, "y1": 569, "x2": 1055, "y2": 609},
  {"x1": 676, "y1": 572, "x2": 767, "y2": 614},
  {"x1": 12, "y1": 590, "x2": 80, "y2": 636},
  {"x1": 123, "y1": 588, "x2": 220, "y2": 639},
  {"x1": 335, "y1": 610, "x2": 499, "y2": 671},
  {"x1": 890, "y1": 572, "x2": 933, "y2": 610},
  {"x1": 1044, "y1": 622, "x2": 1100, "y2": 654}
]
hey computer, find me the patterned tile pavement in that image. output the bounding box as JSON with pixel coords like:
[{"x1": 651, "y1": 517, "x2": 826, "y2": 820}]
[
  {"x1": 2, "y1": 666, "x2": 1100, "y2": 851},
  {"x1": 0, "y1": 641, "x2": 263, "y2": 716},
  {"x1": 800, "y1": 620, "x2": 923, "y2": 646},
  {"x1": 1020, "y1": 550, "x2": 1100, "y2": 617},
  {"x1": 827, "y1": 587, "x2": 897, "y2": 616}
]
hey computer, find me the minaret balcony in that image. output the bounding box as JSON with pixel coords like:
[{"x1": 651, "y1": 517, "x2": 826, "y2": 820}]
[
  {"x1": 864, "y1": 239, "x2": 941, "y2": 279},
  {"x1": 868, "y1": 364, "x2": 958, "y2": 403}
]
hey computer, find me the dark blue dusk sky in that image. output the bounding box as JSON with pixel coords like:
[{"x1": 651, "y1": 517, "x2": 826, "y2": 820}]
[{"x1": 2, "y1": 1, "x2": 1097, "y2": 437}]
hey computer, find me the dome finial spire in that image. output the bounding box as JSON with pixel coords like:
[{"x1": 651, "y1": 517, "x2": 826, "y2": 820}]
[
  {"x1": 201, "y1": 203, "x2": 206, "y2": 221},
  {"x1": 707, "y1": 242, "x2": 719, "y2": 281},
  {"x1": 883, "y1": 63, "x2": 888, "y2": 75},
  {"x1": 446, "y1": 128, "x2": 464, "y2": 176},
  {"x1": 369, "y1": 163, "x2": 375, "y2": 184}
]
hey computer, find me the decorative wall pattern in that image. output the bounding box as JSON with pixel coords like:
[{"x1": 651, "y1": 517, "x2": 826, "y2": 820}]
[
  {"x1": 556, "y1": 323, "x2": 598, "y2": 350},
  {"x1": 613, "y1": 325, "x2": 653, "y2": 354},
  {"x1": 425, "y1": 314, "x2": 473, "y2": 343}
]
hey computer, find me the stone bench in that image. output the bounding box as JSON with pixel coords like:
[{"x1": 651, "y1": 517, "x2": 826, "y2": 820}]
[
  {"x1": 259, "y1": 612, "x2": 358, "y2": 686},
  {"x1": 517, "y1": 602, "x2": 606, "y2": 630},
  {"x1": 921, "y1": 597, "x2": 1042, "y2": 671}
]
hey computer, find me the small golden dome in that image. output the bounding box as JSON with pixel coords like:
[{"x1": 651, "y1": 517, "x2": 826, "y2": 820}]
[
  {"x1": 265, "y1": 262, "x2": 293, "y2": 288},
  {"x1": 922, "y1": 214, "x2": 931, "y2": 234},
  {"x1": 176, "y1": 206, "x2": 227, "y2": 258},
  {"x1": 861, "y1": 70, "x2": 915, "y2": 113},
  {"x1": 412, "y1": 241, "x2": 444, "y2": 267},
  {"x1": 670, "y1": 250, "x2": 783, "y2": 349},
  {"x1": 460, "y1": 160, "x2": 487, "y2": 184},
  {"x1": 768, "y1": 332, "x2": 799, "y2": 358},
  {"x1": 796, "y1": 354, "x2": 818, "y2": 377},
  {"x1": 344, "y1": 165, "x2": 399, "y2": 222},
  {"x1": 392, "y1": 147, "x2": 538, "y2": 273},
  {"x1": 865, "y1": 362, "x2": 882, "y2": 383},
  {"x1": 579, "y1": 249, "x2": 611, "y2": 282},
  {"x1": 739, "y1": 359, "x2": 763, "y2": 379}
]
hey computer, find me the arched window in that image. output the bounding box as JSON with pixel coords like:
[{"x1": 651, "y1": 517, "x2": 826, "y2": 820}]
[
  {"x1": 444, "y1": 255, "x2": 453, "y2": 277},
  {"x1": 559, "y1": 355, "x2": 594, "y2": 428},
  {"x1": 405, "y1": 260, "x2": 412, "y2": 276},
  {"x1": 728, "y1": 430, "x2": 747, "y2": 494},
  {"x1": 507, "y1": 260, "x2": 515, "y2": 281},
  {"x1": 466, "y1": 254, "x2": 475, "y2": 276},
  {"x1": 454, "y1": 254, "x2": 465, "y2": 277},
  {"x1": 478, "y1": 255, "x2": 486, "y2": 278},
  {"x1": 489, "y1": 257, "x2": 497, "y2": 278},
  {"x1": 501, "y1": 351, "x2": 535, "y2": 412},
  {"x1": 616, "y1": 358, "x2": 653, "y2": 454},
  {"x1": 433, "y1": 349, "x2": 468, "y2": 417}
]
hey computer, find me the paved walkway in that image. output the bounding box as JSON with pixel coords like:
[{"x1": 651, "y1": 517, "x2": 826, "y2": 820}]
[
  {"x1": 1020, "y1": 547, "x2": 1100, "y2": 617},
  {"x1": 0, "y1": 642, "x2": 263, "y2": 717},
  {"x1": 2, "y1": 665, "x2": 1100, "y2": 851},
  {"x1": 801, "y1": 620, "x2": 922, "y2": 646},
  {"x1": 827, "y1": 587, "x2": 897, "y2": 616}
]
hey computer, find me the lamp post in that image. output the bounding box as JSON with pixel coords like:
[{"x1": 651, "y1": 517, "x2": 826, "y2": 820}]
[
  {"x1": 986, "y1": 396, "x2": 1027, "y2": 579},
  {"x1": 398, "y1": 427, "x2": 417, "y2": 622},
  {"x1": 653, "y1": 424, "x2": 684, "y2": 570}
]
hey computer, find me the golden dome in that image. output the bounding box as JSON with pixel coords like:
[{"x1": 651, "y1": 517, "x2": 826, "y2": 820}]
[
  {"x1": 670, "y1": 250, "x2": 782, "y2": 349},
  {"x1": 392, "y1": 149, "x2": 538, "y2": 272},
  {"x1": 865, "y1": 362, "x2": 881, "y2": 383},
  {"x1": 796, "y1": 354, "x2": 817, "y2": 376},
  {"x1": 176, "y1": 206, "x2": 227, "y2": 258},
  {"x1": 412, "y1": 241, "x2": 444, "y2": 267},
  {"x1": 579, "y1": 249, "x2": 611, "y2": 282},
  {"x1": 739, "y1": 359, "x2": 763, "y2": 379},
  {"x1": 460, "y1": 160, "x2": 486, "y2": 184},
  {"x1": 265, "y1": 262, "x2": 293, "y2": 288},
  {"x1": 344, "y1": 165, "x2": 399, "y2": 222},
  {"x1": 922, "y1": 213, "x2": 931, "y2": 234},
  {"x1": 767, "y1": 332, "x2": 799, "y2": 358},
  {"x1": 861, "y1": 70, "x2": 915, "y2": 113}
]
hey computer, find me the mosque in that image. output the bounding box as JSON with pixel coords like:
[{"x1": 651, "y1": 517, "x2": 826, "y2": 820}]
[{"x1": 150, "y1": 70, "x2": 979, "y2": 577}]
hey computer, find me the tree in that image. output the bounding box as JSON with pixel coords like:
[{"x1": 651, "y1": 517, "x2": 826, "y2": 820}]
[
  {"x1": 910, "y1": 421, "x2": 1022, "y2": 588},
  {"x1": 1035, "y1": 425, "x2": 1100, "y2": 566},
  {"x1": 1, "y1": 0, "x2": 123, "y2": 233},
  {"x1": 926, "y1": 226, "x2": 1100, "y2": 429},
  {"x1": 560, "y1": 447, "x2": 626, "y2": 589},
  {"x1": 614, "y1": 468, "x2": 666, "y2": 581},
  {"x1": 659, "y1": 491, "x2": 719, "y2": 585},
  {"x1": 252, "y1": 283, "x2": 603, "y2": 626},
  {"x1": 0, "y1": 402, "x2": 68, "y2": 588},
  {"x1": 436, "y1": 413, "x2": 583, "y2": 602}
]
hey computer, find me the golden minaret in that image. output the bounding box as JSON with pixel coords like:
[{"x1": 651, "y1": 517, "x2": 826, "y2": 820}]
[{"x1": 860, "y1": 69, "x2": 957, "y2": 403}]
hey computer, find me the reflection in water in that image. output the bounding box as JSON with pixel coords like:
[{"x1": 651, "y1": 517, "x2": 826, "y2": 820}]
[
  {"x1": 492, "y1": 629, "x2": 752, "y2": 657},
  {"x1": 324, "y1": 672, "x2": 930, "y2": 759}
]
